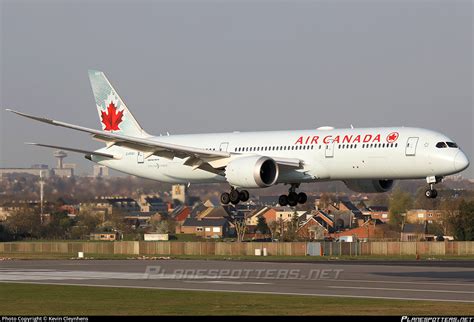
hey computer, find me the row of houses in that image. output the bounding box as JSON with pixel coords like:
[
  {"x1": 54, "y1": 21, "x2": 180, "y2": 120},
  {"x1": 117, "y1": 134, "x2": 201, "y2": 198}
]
[{"x1": 0, "y1": 193, "x2": 445, "y2": 241}]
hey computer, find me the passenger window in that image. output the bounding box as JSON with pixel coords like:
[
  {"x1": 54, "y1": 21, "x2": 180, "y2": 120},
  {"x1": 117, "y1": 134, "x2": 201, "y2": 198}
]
[{"x1": 436, "y1": 142, "x2": 448, "y2": 148}]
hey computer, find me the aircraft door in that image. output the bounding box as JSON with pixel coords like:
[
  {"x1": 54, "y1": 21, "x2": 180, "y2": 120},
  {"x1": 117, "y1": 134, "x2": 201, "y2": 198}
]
[
  {"x1": 137, "y1": 152, "x2": 145, "y2": 164},
  {"x1": 325, "y1": 141, "x2": 334, "y2": 158},
  {"x1": 219, "y1": 142, "x2": 229, "y2": 152},
  {"x1": 405, "y1": 137, "x2": 419, "y2": 156}
]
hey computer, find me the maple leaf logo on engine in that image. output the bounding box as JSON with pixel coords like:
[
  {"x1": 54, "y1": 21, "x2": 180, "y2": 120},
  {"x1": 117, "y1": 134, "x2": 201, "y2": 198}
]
[{"x1": 101, "y1": 102, "x2": 124, "y2": 131}]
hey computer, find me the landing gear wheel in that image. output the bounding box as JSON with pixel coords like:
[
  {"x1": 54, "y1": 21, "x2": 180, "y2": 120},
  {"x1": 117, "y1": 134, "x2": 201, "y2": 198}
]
[
  {"x1": 288, "y1": 192, "x2": 298, "y2": 207},
  {"x1": 239, "y1": 190, "x2": 250, "y2": 202},
  {"x1": 297, "y1": 192, "x2": 308, "y2": 204},
  {"x1": 220, "y1": 192, "x2": 230, "y2": 205},
  {"x1": 279, "y1": 194, "x2": 289, "y2": 206},
  {"x1": 425, "y1": 189, "x2": 438, "y2": 199},
  {"x1": 230, "y1": 189, "x2": 240, "y2": 204}
]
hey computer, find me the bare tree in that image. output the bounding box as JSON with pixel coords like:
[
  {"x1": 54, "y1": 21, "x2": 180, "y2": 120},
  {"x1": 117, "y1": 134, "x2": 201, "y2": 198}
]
[
  {"x1": 234, "y1": 219, "x2": 247, "y2": 242},
  {"x1": 268, "y1": 220, "x2": 278, "y2": 241}
]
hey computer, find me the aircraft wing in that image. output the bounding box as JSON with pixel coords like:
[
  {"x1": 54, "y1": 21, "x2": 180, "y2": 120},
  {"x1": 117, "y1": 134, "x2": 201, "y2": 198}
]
[
  {"x1": 7, "y1": 109, "x2": 303, "y2": 170},
  {"x1": 25, "y1": 142, "x2": 119, "y2": 159},
  {"x1": 7, "y1": 109, "x2": 229, "y2": 160}
]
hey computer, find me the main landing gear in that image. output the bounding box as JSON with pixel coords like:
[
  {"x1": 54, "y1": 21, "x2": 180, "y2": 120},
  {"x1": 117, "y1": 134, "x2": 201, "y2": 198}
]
[
  {"x1": 220, "y1": 188, "x2": 250, "y2": 205},
  {"x1": 278, "y1": 184, "x2": 307, "y2": 207},
  {"x1": 425, "y1": 176, "x2": 442, "y2": 199}
]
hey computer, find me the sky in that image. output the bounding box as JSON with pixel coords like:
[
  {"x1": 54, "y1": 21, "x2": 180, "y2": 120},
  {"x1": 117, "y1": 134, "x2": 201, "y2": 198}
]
[{"x1": 1, "y1": 0, "x2": 472, "y2": 178}]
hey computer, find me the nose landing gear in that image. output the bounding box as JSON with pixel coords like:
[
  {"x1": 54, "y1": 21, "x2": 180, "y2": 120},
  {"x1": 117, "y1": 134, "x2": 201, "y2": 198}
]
[
  {"x1": 278, "y1": 184, "x2": 307, "y2": 207},
  {"x1": 425, "y1": 176, "x2": 442, "y2": 199},
  {"x1": 425, "y1": 187, "x2": 438, "y2": 199}
]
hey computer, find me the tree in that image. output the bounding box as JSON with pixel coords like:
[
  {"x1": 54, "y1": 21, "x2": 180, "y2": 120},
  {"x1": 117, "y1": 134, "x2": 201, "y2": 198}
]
[
  {"x1": 5, "y1": 209, "x2": 41, "y2": 240},
  {"x1": 389, "y1": 189, "x2": 413, "y2": 229},
  {"x1": 277, "y1": 218, "x2": 286, "y2": 241},
  {"x1": 40, "y1": 210, "x2": 74, "y2": 239},
  {"x1": 256, "y1": 217, "x2": 269, "y2": 236},
  {"x1": 234, "y1": 219, "x2": 247, "y2": 242},
  {"x1": 0, "y1": 224, "x2": 13, "y2": 242},
  {"x1": 439, "y1": 197, "x2": 462, "y2": 236},
  {"x1": 71, "y1": 210, "x2": 101, "y2": 239},
  {"x1": 451, "y1": 200, "x2": 474, "y2": 241},
  {"x1": 152, "y1": 218, "x2": 175, "y2": 234},
  {"x1": 367, "y1": 193, "x2": 389, "y2": 207},
  {"x1": 284, "y1": 213, "x2": 300, "y2": 241},
  {"x1": 318, "y1": 193, "x2": 332, "y2": 209},
  {"x1": 268, "y1": 221, "x2": 279, "y2": 241}
]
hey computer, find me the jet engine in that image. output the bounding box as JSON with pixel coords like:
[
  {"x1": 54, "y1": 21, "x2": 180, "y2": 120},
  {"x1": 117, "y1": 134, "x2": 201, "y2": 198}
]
[
  {"x1": 225, "y1": 156, "x2": 279, "y2": 188},
  {"x1": 344, "y1": 179, "x2": 395, "y2": 193}
]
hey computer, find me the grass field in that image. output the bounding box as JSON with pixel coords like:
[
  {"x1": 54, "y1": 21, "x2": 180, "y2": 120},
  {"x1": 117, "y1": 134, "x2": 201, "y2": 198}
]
[{"x1": 0, "y1": 283, "x2": 473, "y2": 315}]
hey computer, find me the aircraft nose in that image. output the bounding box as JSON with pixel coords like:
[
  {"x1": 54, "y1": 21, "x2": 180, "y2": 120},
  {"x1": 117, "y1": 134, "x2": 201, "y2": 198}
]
[{"x1": 454, "y1": 151, "x2": 469, "y2": 172}]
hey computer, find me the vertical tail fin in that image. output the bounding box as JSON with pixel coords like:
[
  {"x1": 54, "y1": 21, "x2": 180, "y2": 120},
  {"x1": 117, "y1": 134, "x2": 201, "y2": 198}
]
[{"x1": 88, "y1": 70, "x2": 148, "y2": 138}]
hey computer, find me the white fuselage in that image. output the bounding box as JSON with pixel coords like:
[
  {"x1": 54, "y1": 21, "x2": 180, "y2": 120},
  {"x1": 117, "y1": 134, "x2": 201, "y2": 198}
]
[{"x1": 94, "y1": 126, "x2": 469, "y2": 187}]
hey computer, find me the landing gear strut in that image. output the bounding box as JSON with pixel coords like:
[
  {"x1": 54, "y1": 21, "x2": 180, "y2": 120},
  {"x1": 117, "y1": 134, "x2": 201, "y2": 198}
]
[
  {"x1": 425, "y1": 176, "x2": 442, "y2": 199},
  {"x1": 220, "y1": 188, "x2": 249, "y2": 205},
  {"x1": 278, "y1": 184, "x2": 307, "y2": 207}
]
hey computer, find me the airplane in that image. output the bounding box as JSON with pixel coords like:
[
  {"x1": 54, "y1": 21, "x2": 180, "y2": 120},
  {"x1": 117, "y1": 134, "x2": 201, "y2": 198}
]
[{"x1": 6, "y1": 70, "x2": 470, "y2": 206}]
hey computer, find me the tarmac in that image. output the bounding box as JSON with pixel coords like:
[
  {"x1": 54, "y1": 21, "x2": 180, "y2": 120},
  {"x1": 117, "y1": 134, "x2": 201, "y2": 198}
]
[{"x1": 0, "y1": 259, "x2": 473, "y2": 303}]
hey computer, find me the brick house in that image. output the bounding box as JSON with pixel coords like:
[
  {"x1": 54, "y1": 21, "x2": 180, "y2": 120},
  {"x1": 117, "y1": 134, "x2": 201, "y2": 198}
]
[
  {"x1": 401, "y1": 222, "x2": 433, "y2": 241},
  {"x1": 332, "y1": 220, "x2": 393, "y2": 241},
  {"x1": 181, "y1": 218, "x2": 230, "y2": 238},
  {"x1": 297, "y1": 216, "x2": 330, "y2": 241}
]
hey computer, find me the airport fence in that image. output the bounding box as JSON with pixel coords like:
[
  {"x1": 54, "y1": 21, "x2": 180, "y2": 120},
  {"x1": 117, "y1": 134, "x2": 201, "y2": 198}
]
[{"x1": 0, "y1": 241, "x2": 473, "y2": 256}]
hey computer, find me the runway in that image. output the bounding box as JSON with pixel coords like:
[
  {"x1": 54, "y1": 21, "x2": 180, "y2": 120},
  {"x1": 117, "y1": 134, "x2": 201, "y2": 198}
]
[{"x1": 0, "y1": 259, "x2": 473, "y2": 303}]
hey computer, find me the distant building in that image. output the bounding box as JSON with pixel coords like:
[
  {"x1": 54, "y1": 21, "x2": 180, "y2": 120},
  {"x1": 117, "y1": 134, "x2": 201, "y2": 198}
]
[
  {"x1": 138, "y1": 195, "x2": 169, "y2": 214},
  {"x1": 90, "y1": 232, "x2": 119, "y2": 241},
  {"x1": 362, "y1": 206, "x2": 390, "y2": 223},
  {"x1": 0, "y1": 168, "x2": 50, "y2": 179},
  {"x1": 297, "y1": 217, "x2": 330, "y2": 240},
  {"x1": 81, "y1": 196, "x2": 140, "y2": 219},
  {"x1": 401, "y1": 222, "x2": 433, "y2": 241},
  {"x1": 0, "y1": 200, "x2": 44, "y2": 221},
  {"x1": 31, "y1": 164, "x2": 49, "y2": 169},
  {"x1": 333, "y1": 220, "x2": 393, "y2": 241},
  {"x1": 171, "y1": 184, "x2": 186, "y2": 204},
  {"x1": 93, "y1": 165, "x2": 109, "y2": 177},
  {"x1": 63, "y1": 163, "x2": 77, "y2": 171},
  {"x1": 52, "y1": 168, "x2": 73, "y2": 178},
  {"x1": 181, "y1": 217, "x2": 230, "y2": 238},
  {"x1": 405, "y1": 209, "x2": 447, "y2": 224}
]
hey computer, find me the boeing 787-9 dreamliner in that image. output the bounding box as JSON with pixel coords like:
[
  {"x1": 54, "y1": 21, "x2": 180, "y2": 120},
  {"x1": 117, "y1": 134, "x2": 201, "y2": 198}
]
[{"x1": 7, "y1": 70, "x2": 470, "y2": 206}]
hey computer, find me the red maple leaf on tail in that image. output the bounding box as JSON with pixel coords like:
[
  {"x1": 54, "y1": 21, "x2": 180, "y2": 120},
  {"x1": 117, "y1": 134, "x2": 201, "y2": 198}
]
[{"x1": 101, "y1": 102, "x2": 124, "y2": 131}]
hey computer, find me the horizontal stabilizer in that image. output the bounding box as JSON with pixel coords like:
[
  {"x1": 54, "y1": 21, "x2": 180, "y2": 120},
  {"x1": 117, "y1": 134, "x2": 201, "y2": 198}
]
[{"x1": 25, "y1": 142, "x2": 119, "y2": 159}]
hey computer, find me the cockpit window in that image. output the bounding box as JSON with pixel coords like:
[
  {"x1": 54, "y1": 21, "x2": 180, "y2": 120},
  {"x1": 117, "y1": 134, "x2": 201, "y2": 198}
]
[
  {"x1": 446, "y1": 142, "x2": 458, "y2": 148},
  {"x1": 436, "y1": 142, "x2": 447, "y2": 148}
]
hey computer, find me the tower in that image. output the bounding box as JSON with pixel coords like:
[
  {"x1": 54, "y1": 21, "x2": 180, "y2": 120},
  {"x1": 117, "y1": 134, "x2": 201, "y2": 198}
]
[{"x1": 53, "y1": 150, "x2": 67, "y2": 169}]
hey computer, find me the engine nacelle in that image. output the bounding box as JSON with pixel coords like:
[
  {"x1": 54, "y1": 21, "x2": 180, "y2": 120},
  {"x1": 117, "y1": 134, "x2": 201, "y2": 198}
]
[
  {"x1": 225, "y1": 156, "x2": 279, "y2": 188},
  {"x1": 344, "y1": 179, "x2": 395, "y2": 193}
]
